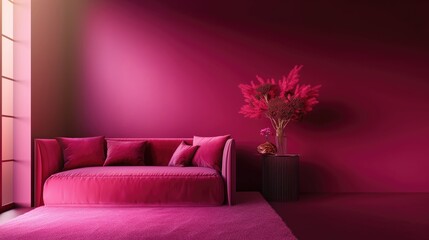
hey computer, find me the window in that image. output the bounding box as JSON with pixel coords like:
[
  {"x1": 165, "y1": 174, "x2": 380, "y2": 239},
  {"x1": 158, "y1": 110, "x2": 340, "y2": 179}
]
[{"x1": 1, "y1": 0, "x2": 15, "y2": 212}]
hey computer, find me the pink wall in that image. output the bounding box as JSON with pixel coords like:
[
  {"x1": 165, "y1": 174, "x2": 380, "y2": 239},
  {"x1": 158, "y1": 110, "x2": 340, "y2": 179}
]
[{"x1": 37, "y1": 0, "x2": 429, "y2": 192}]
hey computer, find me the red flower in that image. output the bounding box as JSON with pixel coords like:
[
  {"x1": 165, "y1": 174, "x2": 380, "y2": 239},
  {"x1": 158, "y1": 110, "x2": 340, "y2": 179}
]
[{"x1": 239, "y1": 65, "x2": 321, "y2": 130}]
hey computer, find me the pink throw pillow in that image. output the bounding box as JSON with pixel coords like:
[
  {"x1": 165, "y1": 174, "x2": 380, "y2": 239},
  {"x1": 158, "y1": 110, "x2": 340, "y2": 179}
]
[
  {"x1": 192, "y1": 135, "x2": 230, "y2": 171},
  {"x1": 104, "y1": 140, "x2": 146, "y2": 166},
  {"x1": 57, "y1": 136, "x2": 105, "y2": 171},
  {"x1": 168, "y1": 141, "x2": 199, "y2": 167}
]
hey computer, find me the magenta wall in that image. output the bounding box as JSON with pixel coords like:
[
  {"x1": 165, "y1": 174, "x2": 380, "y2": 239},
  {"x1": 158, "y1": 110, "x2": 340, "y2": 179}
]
[{"x1": 56, "y1": 0, "x2": 429, "y2": 192}]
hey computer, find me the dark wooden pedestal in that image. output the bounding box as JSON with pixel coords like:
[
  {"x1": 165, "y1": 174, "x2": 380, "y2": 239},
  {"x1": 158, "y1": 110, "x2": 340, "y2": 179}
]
[{"x1": 262, "y1": 154, "x2": 299, "y2": 201}]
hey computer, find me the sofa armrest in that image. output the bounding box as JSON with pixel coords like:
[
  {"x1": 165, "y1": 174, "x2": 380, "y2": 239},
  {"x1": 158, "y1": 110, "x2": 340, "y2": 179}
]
[
  {"x1": 34, "y1": 139, "x2": 63, "y2": 207},
  {"x1": 222, "y1": 139, "x2": 236, "y2": 205}
]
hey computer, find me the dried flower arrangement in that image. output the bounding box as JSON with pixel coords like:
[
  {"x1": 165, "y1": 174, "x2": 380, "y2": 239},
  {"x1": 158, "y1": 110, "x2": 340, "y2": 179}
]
[{"x1": 239, "y1": 65, "x2": 321, "y2": 154}]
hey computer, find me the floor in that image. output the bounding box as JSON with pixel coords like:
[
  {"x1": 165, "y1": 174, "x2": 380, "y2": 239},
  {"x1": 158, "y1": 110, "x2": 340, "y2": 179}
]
[
  {"x1": 1, "y1": 194, "x2": 428, "y2": 240},
  {"x1": 0, "y1": 193, "x2": 293, "y2": 240},
  {"x1": 0, "y1": 208, "x2": 32, "y2": 224},
  {"x1": 270, "y1": 193, "x2": 429, "y2": 240}
]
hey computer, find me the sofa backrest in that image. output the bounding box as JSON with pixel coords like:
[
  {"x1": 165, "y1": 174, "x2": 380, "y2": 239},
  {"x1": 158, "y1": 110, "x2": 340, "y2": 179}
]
[{"x1": 106, "y1": 138, "x2": 192, "y2": 166}]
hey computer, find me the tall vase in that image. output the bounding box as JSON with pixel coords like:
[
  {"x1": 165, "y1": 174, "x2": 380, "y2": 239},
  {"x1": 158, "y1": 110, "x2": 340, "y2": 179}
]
[{"x1": 275, "y1": 128, "x2": 287, "y2": 155}]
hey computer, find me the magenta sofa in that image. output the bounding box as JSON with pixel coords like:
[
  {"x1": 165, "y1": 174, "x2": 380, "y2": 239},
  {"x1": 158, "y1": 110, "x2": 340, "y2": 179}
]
[{"x1": 35, "y1": 138, "x2": 236, "y2": 207}]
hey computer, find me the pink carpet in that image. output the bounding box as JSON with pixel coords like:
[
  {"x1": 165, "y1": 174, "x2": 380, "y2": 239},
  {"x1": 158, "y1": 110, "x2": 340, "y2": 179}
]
[{"x1": 0, "y1": 192, "x2": 295, "y2": 240}]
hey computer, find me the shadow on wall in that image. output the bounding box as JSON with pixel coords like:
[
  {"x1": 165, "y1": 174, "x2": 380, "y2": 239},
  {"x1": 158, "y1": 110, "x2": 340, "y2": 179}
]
[
  {"x1": 300, "y1": 100, "x2": 357, "y2": 132},
  {"x1": 32, "y1": 0, "x2": 87, "y2": 139},
  {"x1": 294, "y1": 101, "x2": 362, "y2": 192}
]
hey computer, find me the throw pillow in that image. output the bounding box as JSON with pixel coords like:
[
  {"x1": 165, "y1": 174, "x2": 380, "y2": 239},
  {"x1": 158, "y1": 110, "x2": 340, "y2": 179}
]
[
  {"x1": 168, "y1": 141, "x2": 199, "y2": 167},
  {"x1": 192, "y1": 135, "x2": 230, "y2": 171},
  {"x1": 57, "y1": 136, "x2": 105, "y2": 171},
  {"x1": 104, "y1": 140, "x2": 146, "y2": 166}
]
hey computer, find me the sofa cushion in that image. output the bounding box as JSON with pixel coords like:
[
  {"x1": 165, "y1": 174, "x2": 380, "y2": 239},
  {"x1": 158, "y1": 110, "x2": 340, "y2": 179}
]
[
  {"x1": 108, "y1": 139, "x2": 193, "y2": 166},
  {"x1": 168, "y1": 141, "x2": 199, "y2": 167},
  {"x1": 145, "y1": 139, "x2": 191, "y2": 166},
  {"x1": 104, "y1": 140, "x2": 146, "y2": 166},
  {"x1": 43, "y1": 166, "x2": 224, "y2": 206},
  {"x1": 57, "y1": 136, "x2": 105, "y2": 170},
  {"x1": 192, "y1": 135, "x2": 230, "y2": 171}
]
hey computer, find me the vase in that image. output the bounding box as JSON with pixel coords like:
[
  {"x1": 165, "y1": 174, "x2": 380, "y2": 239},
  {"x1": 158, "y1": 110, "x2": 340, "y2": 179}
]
[{"x1": 275, "y1": 128, "x2": 287, "y2": 155}]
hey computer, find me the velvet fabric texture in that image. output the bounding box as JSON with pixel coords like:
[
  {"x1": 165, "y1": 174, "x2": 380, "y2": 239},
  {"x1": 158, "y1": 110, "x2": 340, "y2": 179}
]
[
  {"x1": 168, "y1": 141, "x2": 199, "y2": 167},
  {"x1": 56, "y1": 136, "x2": 105, "y2": 170},
  {"x1": 143, "y1": 139, "x2": 191, "y2": 166},
  {"x1": 43, "y1": 166, "x2": 224, "y2": 206},
  {"x1": 35, "y1": 138, "x2": 236, "y2": 207},
  {"x1": 104, "y1": 140, "x2": 146, "y2": 166},
  {"x1": 192, "y1": 135, "x2": 230, "y2": 171}
]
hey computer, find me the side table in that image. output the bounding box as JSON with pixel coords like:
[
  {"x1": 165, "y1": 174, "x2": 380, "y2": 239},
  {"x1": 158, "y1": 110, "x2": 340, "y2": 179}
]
[{"x1": 262, "y1": 154, "x2": 299, "y2": 201}]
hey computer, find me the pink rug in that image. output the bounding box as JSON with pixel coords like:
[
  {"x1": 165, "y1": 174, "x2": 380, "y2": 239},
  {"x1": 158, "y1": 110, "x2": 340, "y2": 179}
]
[{"x1": 0, "y1": 192, "x2": 295, "y2": 240}]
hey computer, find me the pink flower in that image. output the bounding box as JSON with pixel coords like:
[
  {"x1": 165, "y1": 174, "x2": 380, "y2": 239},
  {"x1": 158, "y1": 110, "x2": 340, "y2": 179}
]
[{"x1": 260, "y1": 128, "x2": 273, "y2": 137}]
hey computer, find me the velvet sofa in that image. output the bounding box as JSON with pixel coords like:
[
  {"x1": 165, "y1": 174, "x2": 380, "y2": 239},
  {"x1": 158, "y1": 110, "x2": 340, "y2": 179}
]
[{"x1": 35, "y1": 138, "x2": 236, "y2": 207}]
